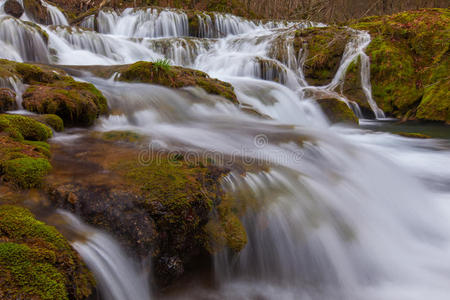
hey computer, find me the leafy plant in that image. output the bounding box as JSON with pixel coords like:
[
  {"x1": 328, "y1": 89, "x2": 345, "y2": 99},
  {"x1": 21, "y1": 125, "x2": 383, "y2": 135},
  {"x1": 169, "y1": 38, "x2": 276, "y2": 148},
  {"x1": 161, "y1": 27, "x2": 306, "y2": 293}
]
[{"x1": 153, "y1": 58, "x2": 171, "y2": 71}]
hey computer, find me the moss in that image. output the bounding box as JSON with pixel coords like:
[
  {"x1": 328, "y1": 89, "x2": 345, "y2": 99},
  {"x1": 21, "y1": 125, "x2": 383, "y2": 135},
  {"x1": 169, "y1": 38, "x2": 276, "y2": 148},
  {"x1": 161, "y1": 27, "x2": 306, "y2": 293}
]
[
  {"x1": 317, "y1": 98, "x2": 358, "y2": 124},
  {"x1": 22, "y1": 78, "x2": 108, "y2": 126},
  {"x1": 3, "y1": 157, "x2": 51, "y2": 188},
  {"x1": 22, "y1": 140, "x2": 51, "y2": 158},
  {"x1": 0, "y1": 205, "x2": 95, "y2": 299},
  {"x1": 395, "y1": 132, "x2": 431, "y2": 139},
  {"x1": 99, "y1": 130, "x2": 145, "y2": 143},
  {"x1": 118, "y1": 61, "x2": 238, "y2": 104},
  {"x1": 0, "y1": 114, "x2": 53, "y2": 141},
  {"x1": 39, "y1": 114, "x2": 65, "y2": 132}
]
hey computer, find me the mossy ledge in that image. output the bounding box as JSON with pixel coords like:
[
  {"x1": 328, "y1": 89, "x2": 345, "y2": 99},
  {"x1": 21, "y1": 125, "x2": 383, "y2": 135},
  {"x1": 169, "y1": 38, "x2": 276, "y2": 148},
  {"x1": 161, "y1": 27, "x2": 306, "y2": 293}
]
[
  {"x1": 0, "y1": 59, "x2": 108, "y2": 126},
  {"x1": 0, "y1": 114, "x2": 53, "y2": 189},
  {"x1": 0, "y1": 204, "x2": 95, "y2": 300},
  {"x1": 316, "y1": 98, "x2": 358, "y2": 124},
  {"x1": 348, "y1": 8, "x2": 449, "y2": 123}
]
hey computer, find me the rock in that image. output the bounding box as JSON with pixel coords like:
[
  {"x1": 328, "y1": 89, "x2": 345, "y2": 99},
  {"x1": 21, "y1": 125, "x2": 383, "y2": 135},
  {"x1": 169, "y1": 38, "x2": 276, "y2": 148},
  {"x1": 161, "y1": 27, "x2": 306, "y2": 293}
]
[
  {"x1": 23, "y1": 0, "x2": 49, "y2": 24},
  {"x1": 0, "y1": 205, "x2": 95, "y2": 299},
  {"x1": 0, "y1": 88, "x2": 17, "y2": 112},
  {"x1": 45, "y1": 135, "x2": 247, "y2": 287},
  {"x1": 3, "y1": 0, "x2": 24, "y2": 18},
  {"x1": 316, "y1": 98, "x2": 358, "y2": 124}
]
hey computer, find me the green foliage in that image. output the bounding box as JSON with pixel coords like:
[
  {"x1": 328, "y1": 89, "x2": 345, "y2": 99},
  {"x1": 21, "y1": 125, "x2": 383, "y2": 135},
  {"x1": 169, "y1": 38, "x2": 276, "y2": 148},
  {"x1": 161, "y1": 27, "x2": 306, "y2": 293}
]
[
  {"x1": 153, "y1": 58, "x2": 171, "y2": 71},
  {"x1": 3, "y1": 157, "x2": 51, "y2": 188}
]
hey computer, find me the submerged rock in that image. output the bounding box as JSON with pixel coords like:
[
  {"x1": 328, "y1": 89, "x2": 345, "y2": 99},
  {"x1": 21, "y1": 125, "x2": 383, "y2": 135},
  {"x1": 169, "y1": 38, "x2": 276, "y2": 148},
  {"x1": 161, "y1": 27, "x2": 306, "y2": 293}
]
[
  {"x1": 3, "y1": 0, "x2": 24, "y2": 18},
  {"x1": 0, "y1": 88, "x2": 17, "y2": 112},
  {"x1": 0, "y1": 204, "x2": 95, "y2": 300}
]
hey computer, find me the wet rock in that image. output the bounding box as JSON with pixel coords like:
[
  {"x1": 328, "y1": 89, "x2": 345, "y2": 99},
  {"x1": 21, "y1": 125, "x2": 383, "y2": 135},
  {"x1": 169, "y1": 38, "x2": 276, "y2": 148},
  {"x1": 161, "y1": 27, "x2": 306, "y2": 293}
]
[
  {"x1": 3, "y1": 0, "x2": 24, "y2": 18},
  {"x1": 317, "y1": 98, "x2": 358, "y2": 124},
  {"x1": 0, "y1": 88, "x2": 17, "y2": 112}
]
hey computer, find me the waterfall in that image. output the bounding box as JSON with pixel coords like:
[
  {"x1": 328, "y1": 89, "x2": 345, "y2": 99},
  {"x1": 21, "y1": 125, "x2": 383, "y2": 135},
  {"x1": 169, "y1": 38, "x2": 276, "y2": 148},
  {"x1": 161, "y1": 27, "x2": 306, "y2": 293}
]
[
  {"x1": 0, "y1": 75, "x2": 25, "y2": 108},
  {"x1": 0, "y1": 16, "x2": 49, "y2": 62},
  {"x1": 41, "y1": 0, "x2": 68, "y2": 25},
  {"x1": 58, "y1": 211, "x2": 152, "y2": 300}
]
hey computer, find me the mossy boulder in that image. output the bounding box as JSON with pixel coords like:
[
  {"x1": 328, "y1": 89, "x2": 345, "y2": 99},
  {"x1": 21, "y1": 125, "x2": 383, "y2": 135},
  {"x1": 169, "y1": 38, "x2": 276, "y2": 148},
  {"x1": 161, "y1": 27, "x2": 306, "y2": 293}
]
[
  {"x1": 350, "y1": 8, "x2": 450, "y2": 123},
  {"x1": 0, "y1": 88, "x2": 17, "y2": 112},
  {"x1": 32, "y1": 114, "x2": 65, "y2": 132},
  {"x1": 0, "y1": 205, "x2": 95, "y2": 300},
  {"x1": 0, "y1": 60, "x2": 108, "y2": 126},
  {"x1": 0, "y1": 114, "x2": 53, "y2": 141},
  {"x1": 3, "y1": 157, "x2": 51, "y2": 189},
  {"x1": 317, "y1": 98, "x2": 358, "y2": 124},
  {"x1": 0, "y1": 114, "x2": 53, "y2": 189},
  {"x1": 117, "y1": 61, "x2": 238, "y2": 103}
]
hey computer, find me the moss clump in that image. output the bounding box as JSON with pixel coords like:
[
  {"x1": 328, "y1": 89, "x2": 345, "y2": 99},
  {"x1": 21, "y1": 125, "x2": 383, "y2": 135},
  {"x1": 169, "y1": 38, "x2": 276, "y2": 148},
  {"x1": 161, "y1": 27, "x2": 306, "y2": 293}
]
[
  {"x1": 37, "y1": 114, "x2": 65, "y2": 132},
  {"x1": 22, "y1": 78, "x2": 108, "y2": 126},
  {"x1": 0, "y1": 88, "x2": 17, "y2": 112},
  {"x1": 118, "y1": 61, "x2": 238, "y2": 104},
  {"x1": 0, "y1": 205, "x2": 95, "y2": 299},
  {"x1": 204, "y1": 193, "x2": 247, "y2": 253},
  {"x1": 317, "y1": 98, "x2": 358, "y2": 124},
  {"x1": 350, "y1": 8, "x2": 450, "y2": 122},
  {"x1": 3, "y1": 157, "x2": 51, "y2": 188},
  {"x1": 0, "y1": 114, "x2": 52, "y2": 141},
  {"x1": 0, "y1": 60, "x2": 108, "y2": 126}
]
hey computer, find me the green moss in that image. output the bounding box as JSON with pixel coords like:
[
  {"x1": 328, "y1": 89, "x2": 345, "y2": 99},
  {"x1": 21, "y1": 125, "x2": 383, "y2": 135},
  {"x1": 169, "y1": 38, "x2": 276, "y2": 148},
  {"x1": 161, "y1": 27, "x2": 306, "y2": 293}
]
[
  {"x1": 349, "y1": 8, "x2": 449, "y2": 122},
  {"x1": 3, "y1": 157, "x2": 51, "y2": 188},
  {"x1": 22, "y1": 140, "x2": 51, "y2": 158},
  {"x1": 0, "y1": 205, "x2": 95, "y2": 299},
  {"x1": 0, "y1": 114, "x2": 53, "y2": 141},
  {"x1": 99, "y1": 130, "x2": 145, "y2": 143},
  {"x1": 39, "y1": 114, "x2": 65, "y2": 132},
  {"x1": 118, "y1": 61, "x2": 238, "y2": 104}
]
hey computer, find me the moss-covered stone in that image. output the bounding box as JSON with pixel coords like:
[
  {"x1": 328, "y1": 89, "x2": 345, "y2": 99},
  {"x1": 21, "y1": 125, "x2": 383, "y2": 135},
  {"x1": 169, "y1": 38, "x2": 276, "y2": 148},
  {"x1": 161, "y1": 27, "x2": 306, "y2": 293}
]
[
  {"x1": 3, "y1": 157, "x2": 51, "y2": 189},
  {"x1": 395, "y1": 132, "x2": 431, "y2": 139},
  {"x1": 0, "y1": 88, "x2": 17, "y2": 112},
  {"x1": 317, "y1": 98, "x2": 358, "y2": 124},
  {"x1": 33, "y1": 114, "x2": 65, "y2": 132},
  {"x1": 0, "y1": 205, "x2": 95, "y2": 300},
  {"x1": 350, "y1": 8, "x2": 450, "y2": 123},
  {"x1": 0, "y1": 114, "x2": 53, "y2": 141},
  {"x1": 118, "y1": 61, "x2": 238, "y2": 103},
  {"x1": 0, "y1": 60, "x2": 108, "y2": 126},
  {"x1": 97, "y1": 130, "x2": 145, "y2": 143}
]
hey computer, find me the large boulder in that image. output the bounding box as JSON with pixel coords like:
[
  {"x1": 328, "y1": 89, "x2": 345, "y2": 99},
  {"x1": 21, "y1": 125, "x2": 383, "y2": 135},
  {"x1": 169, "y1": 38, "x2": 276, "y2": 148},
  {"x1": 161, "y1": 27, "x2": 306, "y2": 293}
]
[
  {"x1": 3, "y1": 0, "x2": 24, "y2": 18},
  {"x1": 317, "y1": 98, "x2": 358, "y2": 124}
]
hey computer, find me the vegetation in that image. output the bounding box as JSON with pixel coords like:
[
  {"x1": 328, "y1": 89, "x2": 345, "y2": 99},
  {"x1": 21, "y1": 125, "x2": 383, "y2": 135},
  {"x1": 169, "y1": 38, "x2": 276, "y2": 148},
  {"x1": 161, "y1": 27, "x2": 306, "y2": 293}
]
[
  {"x1": 316, "y1": 98, "x2": 358, "y2": 124},
  {"x1": 0, "y1": 205, "x2": 95, "y2": 300}
]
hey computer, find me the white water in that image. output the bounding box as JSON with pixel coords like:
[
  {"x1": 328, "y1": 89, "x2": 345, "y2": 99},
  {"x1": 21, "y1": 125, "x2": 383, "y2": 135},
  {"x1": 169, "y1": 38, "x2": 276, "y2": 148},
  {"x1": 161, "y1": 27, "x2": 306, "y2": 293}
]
[
  {"x1": 1, "y1": 4, "x2": 450, "y2": 300},
  {"x1": 58, "y1": 211, "x2": 152, "y2": 300}
]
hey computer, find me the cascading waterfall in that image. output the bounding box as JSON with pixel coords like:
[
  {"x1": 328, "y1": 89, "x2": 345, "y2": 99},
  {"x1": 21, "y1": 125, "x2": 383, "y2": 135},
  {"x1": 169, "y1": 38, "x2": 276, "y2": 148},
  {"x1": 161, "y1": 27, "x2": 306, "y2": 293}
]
[
  {"x1": 41, "y1": 0, "x2": 68, "y2": 25},
  {"x1": 0, "y1": 16, "x2": 49, "y2": 62},
  {"x1": 1, "y1": 5, "x2": 448, "y2": 300},
  {"x1": 58, "y1": 211, "x2": 152, "y2": 300}
]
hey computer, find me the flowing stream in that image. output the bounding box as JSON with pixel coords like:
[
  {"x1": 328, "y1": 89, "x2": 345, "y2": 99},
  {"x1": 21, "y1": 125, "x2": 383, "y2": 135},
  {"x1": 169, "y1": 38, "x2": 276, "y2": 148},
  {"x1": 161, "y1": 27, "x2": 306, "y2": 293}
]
[{"x1": 1, "y1": 4, "x2": 450, "y2": 300}]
